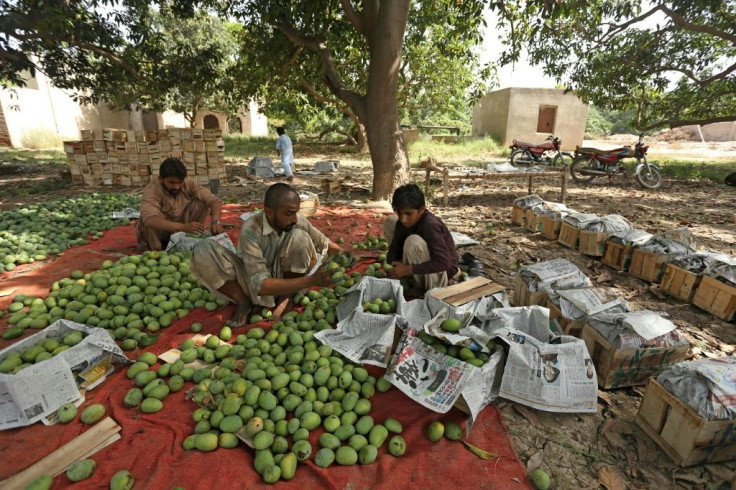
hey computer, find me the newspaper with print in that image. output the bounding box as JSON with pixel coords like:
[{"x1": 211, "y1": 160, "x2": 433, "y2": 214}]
[
  {"x1": 0, "y1": 320, "x2": 129, "y2": 430},
  {"x1": 165, "y1": 231, "x2": 236, "y2": 254},
  {"x1": 518, "y1": 258, "x2": 591, "y2": 293},
  {"x1": 466, "y1": 306, "x2": 598, "y2": 413},
  {"x1": 658, "y1": 357, "x2": 736, "y2": 421}
]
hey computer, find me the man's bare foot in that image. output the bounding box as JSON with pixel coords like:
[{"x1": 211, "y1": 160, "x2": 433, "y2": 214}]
[{"x1": 225, "y1": 302, "x2": 251, "y2": 328}]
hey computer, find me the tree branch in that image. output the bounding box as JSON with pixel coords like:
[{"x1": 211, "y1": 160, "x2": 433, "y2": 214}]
[
  {"x1": 276, "y1": 18, "x2": 366, "y2": 119},
  {"x1": 661, "y1": 5, "x2": 736, "y2": 45},
  {"x1": 361, "y1": 0, "x2": 380, "y2": 33},
  {"x1": 598, "y1": 5, "x2": 664, "y2": 45},
  {"x1": 339, "y1": 0, "x2": 364, "y2": 35},
  {"x1": 641, "y1": 114, "x2": 736, "y2": 131},
  {"x1": 12, "y1": 31, "x2": 140, "y2": 78}
]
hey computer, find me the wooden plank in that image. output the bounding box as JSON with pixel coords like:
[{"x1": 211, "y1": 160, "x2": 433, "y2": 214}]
[
  {"x1": 579, "y1": 231, "x2": 607, "y2": 257},
  {"x1": 557, "y1": 222, "x2": 579, "y2": 248},
  {"x1": 511, "y1": 206, "x2": 525, "y2": 226},
  {"x1": 430, "y1": 276, "x2": 490, "y2": 301},
  {"x1": 540, "y1": 216, "x2": 561, "y2": 240},
  {"x1": 444, "y1": 283, "x2": 505, "y2": 306},
  {"x1": 1, "y1": 418, "x2": 121, "y2": 489},
  {"x1": 661, "y1": 264, "x2": 701, "y2": 303}
]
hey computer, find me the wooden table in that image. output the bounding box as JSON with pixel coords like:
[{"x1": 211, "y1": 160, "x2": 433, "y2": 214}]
[{"x1": 422, "y1": 159, "x2": 568, "y2": 207}]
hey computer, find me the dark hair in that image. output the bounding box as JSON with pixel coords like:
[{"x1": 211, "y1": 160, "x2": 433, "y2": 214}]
[
  {"x1": 391, "y1": 183, "x2": 425, "y2": 211},
  {"x1": 160, "y1": 157, "x2": 187, "y2": 179},
  {"x1": 264, "y1": 183, "x2": 299, "y2": 209},
  {"x1": 276, "y1": 127, "x2": 285, "y2": 136}
]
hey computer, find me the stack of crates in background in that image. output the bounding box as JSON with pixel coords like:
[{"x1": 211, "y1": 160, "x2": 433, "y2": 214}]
[{"x1": 65, "y1": 128, "x2": 226, "y2": 187}]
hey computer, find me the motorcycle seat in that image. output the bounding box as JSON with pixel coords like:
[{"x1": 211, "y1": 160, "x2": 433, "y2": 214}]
[
  {"x1": 576, "y1": 145, "x2": 632, "y2": 157},
  {"x1": 513, "y1": 140, "x2": 554, "y2": 150}
]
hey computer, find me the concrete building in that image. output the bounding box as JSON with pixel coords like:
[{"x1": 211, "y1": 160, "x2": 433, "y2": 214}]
[
  {"x1": 472, "y1": 87, "x2": 588, "y2": 151},
  {"x1": 0, "y1": 69, "x2": 268, "y2": 148}
]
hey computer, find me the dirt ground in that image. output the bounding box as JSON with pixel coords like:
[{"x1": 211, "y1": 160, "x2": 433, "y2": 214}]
[{"x1": 1, "y1": 138, "x2": 735, "y2": 488}]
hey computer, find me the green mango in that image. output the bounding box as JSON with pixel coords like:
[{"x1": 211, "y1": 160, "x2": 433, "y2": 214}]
[
  {"x1": 335, "y1": 446, "x2": 358, "y2": 465},
  {"x1": 80, "y1": 404, "x2": 105, "y2": 425},
  {"x1": 109, "y1": 470, "x2": 135, "y2": 490},
  {"x1": 388, "y1": 435, "x2": 406, "y2": 456},
  {"x1": 56, "y1": 402, "x2": 77, "y2": 424},
  {"x1": 66, "y1": 459, "x2": 96, "y2": 482}
]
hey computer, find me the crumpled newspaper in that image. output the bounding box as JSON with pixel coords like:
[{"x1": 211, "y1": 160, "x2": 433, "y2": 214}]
[
  {"x1": 544, "y1": 208, "x2": 577, "y2": 222},
  {"x1": 668, "y1": 251, "x2": 736, "y2": 275},
  {"x1": 513, "y1": 194, "x2": 544, "y2": 209},
  {"x1": 607, "y1": 228, "x2": 652, "y2": 247},
  {"x1": 165, "y1": 232, "x2": 236, "y2": 254},
  {"x1": 518, "y1": 258, "x2": 591, "y2": 293},
  {"x1": 562, "y1": 212, "x2": 599, "y2": 229},
  {"x1": 638, "y1": 227, "x2": 696, "y2": 255},
  {"x1": 529, "y1": 201, "x2": 568, "y2": 216},
  {"x1": 658, "y1": 357, "x2": 736, "y2": 421},
  {"x1": 581, "y1": 214, "x2": 632, "y2": 233},
  {"x1": 112, "y1": 208, "x2": 140, "y2": 219},
  {"x1": 586, "y1": 310, "x2": 688, "y2": 350}
]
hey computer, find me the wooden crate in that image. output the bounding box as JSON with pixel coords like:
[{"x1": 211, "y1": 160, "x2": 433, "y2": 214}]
[
  {"x1": 661, "y1": 264, "x2": 701, "y2": 303},
  {"x1": 580, "y1": 323, "x2": 689, "y2": 389},
  {"x1": 513, "y1": 275, "x2": 547, "y2": 306},
  {"x1": 547, "y1": 300, "x2": 585, "y2": 337},
  {"x1": 557, "y1": 222, "x2": 580, "y2": 248},
  {"x1": 511, "y1": 205, "x2": 525, "y2": 226},
  {"x1": 601, "y1": 241, "x2": 633, "y2": 271},
  {"x1": 629, "y1": 249, "x2": 670, "y2": 283},
  {"x1": 579, "y1": 230, "x2": 607, "y2": 257},
  {"x1": 692, "y1": 275, "x2": 736, "y2": 322},
  {"x1": 636, "y1": 379, "x2": 736, "y2": 466},
  {"x1": 541, "y1": 216, "x2": 561, "y2": 240},
  {"x1": 525, "y1": 209, "x2": 544, "y2": 233}
]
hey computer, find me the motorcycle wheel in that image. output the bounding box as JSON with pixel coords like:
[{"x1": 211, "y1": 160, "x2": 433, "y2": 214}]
[
  {"x1": 570, "y1": 156, "x2": 596, "y2": 184},
  {"x1": 510, "y1": 149, "x2": 533, "y2": 168},
  {"x1": 636, "y1": 162, "x2": 662, "y2": 189},
  {"x1": 552, "y1": 152, "x2": 573, "y2": 169}
]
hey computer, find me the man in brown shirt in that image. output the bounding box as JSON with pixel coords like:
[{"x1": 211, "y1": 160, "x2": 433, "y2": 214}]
[
  {"x1": 136, "y1": 157, "x2": 224, "y2": 250},
  {"x1": 384, "y1": 183, "x2": 458, "y2": 294}
]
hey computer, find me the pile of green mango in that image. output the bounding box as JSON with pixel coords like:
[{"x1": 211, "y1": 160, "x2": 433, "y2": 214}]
[
  {"x1": 0, "y1": 329, "x2": 85, "y2": 374},
  {"x1": 126, "y1": 282, "x2": 406, "y2": 484},
  {"x1": 0, "y1": 193, "x2": 140, "y2": 272},
  {"x1": 417, "y1": 330, "x2": 495, "y2": 368},
  {"x1": 3, "y1": 250, "x2": 224, "y2": 349},
  {"x1": 350, "y1": 235, "x2": 388, "y2": 251},
  {"x1": 360, "y1": 297, "x2": 398, "y2": 315}
]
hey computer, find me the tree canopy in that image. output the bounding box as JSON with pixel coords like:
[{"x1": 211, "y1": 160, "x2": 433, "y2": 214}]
[{"x1": 494, "y1": 0, "x2": 736, "y2": 130}]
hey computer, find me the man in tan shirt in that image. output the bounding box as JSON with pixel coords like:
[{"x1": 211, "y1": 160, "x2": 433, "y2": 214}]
[
  {"x1": 136, "y1": 157, "x2": 224, "y2": 250},
  {"x1": 191, "y1": 183, "x2": 343, "y2": 327}
]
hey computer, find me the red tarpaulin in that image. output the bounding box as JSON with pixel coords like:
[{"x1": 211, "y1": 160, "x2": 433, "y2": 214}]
[{"x1": 0, "y1": 203, "x2": 528, "y2": 489}]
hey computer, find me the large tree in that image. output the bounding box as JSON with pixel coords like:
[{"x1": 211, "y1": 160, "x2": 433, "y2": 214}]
[
  {"x1": 494, "y1": 0, "x2": 736, "y2": 130},
  {"x1": 229, "y1": 1, "x2": 488, "y2": 200}
]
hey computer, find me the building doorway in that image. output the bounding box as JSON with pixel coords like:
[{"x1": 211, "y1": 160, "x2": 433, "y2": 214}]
[{"x1": 203, "y1": 115, "x2": 219, "y2": 129}]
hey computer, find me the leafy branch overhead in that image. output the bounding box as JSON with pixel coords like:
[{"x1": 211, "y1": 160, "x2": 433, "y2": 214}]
[{"x1": 494, "y1": 0, "x2": 736, "y2": 130}]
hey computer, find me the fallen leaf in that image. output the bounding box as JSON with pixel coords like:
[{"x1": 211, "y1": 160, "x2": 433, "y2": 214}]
[
  {"x1": 597, "y1": 391, "x2": 614, "y2": 406},
  {"x1": 596, "y1": 271, "x2": 613, "y2": 284},
  {"x1": 597, "y1": 466, "x2": 626, "y2": 490},
  {"x1": 0, "y1": 288, "x2": 16, "y2": 297},
  {"x1": 526, "y1": 451, "x2": 543, "y2": 471},
  {"x1": 510, "y1": 477, "x2": 521, "y2": 484},
  {"x1": 462, "y1": 441, "x2": 496, "y2": 460},
  {"x1": 649, "y1": 284, "x2": 666, "y2": 300}
]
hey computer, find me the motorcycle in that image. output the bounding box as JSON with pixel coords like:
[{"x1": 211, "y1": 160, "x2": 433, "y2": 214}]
[
  {"x1": 570, "y1": 133, "x2": 662, "y2": 189},
  {"x1": 509, "y1": 135, "x2": 573, "y2": 169}
]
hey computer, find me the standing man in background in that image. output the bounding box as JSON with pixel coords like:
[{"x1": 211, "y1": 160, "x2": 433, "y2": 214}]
[{"x1": 275, "y1": 126, "x2": 294, "y2": 182}]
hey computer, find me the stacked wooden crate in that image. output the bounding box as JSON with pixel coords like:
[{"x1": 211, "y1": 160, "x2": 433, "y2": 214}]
[{"x1": 65, "y1": 128, "x2": 226, "y2": 187}]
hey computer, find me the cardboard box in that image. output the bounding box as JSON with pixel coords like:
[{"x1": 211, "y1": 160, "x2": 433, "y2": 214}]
[
  {"x1": 661, "y1": 264, "x2": 701, "y2": 303},
  {"x1": 580, "y1": 323, "x2": 689, "y2": 389},
  {"x1": 629, "y1": 249, "x2": 670, "y2": 283},
  {"x1": 636, "y1": 379, "x2": 736, "y2": 466},
  {"x1": 511, "y1": 205, "x2": 525, "y2": 226},
  {"x1": 557, "y1": 222, "x2": 580, "y2": 248},
  {"x1": 547, "y1": 299, "x2": 585, "y2": 337},
  {"x1": 692, "y1": 275, "x2": 736, "y2": 322},
  {"x1": 513, "y1": 275, "x2": 547, "y2": 306},
  {"x1": 578, "y1": 230, "x2": 607, "y2": 257},
  {"x1": 541, "y1": 216, "x2": 562, "y2": 240},
  {"x1": 601, "y1": 241, "x2": 633, "y2": 271}
]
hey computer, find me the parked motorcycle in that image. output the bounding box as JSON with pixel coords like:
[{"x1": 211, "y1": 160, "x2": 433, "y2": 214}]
[
  {"x1": 509, "y1": 135, "x2": 573, "y2": 169},
  {"x1": 570, "y1": 133, "x2": 662, "y2": 189}
]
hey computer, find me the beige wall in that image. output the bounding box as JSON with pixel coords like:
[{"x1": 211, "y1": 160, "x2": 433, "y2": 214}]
[
  {"x1": 472, "y1": 88, "x2": 511, "y2": 143},
  {"x1": 1, "y1": 71, "x2": 269, "y2": 147},
  {"x1": 700, "y1": 122, "x2": 736, "y2": 142},
  {"x1": 472, "y1": 87, "x2": 588, "y2": 151}
]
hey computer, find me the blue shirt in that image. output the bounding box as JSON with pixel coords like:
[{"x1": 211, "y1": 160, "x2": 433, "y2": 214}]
[{"x1": 276, "y1": 134, "x2": 293, "y2": 165}]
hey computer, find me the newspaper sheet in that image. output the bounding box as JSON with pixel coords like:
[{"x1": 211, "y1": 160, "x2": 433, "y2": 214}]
[
  {"x1": 562, "y1": 213, "x2": 600, "y2": 229},
  {"x1": 587, "y1": 311, "x2": 688, "y2": 349},
  {"x1": 582, "y1": 214, "x2": 632, "y2": 233},
  {"x1": 513, "y1": 194, "x2": 544, "y2": 209},
  {"x1": 165, "y1": 232, "x2": 236, "y2": 254},
  {"x1": 555, "y1": 288, "x2": 630, "y2": 320},
  {"x1": 607, "y1": 228, "x2": 652, "y2": 247},
  {"x1": 658, "y1": 357, "x2": 736, "y2": 420},
  {"x1": 451, "y1": 231, "x2": 480, "y2": 248},
  {"x1": 468, "y1": 306, "x2": 598, "y2": 413},
  {"x1": 314, "y1": 312, "x2": 402, "y2": 367},
  {"x1": 0, "y1": 320, "x2": 129, "y2": 429},
  {"x1": 112, "y1": 208, "x2": 140, "y2": 219},
  {"x1": 518, "y1": 258, "x2": 591, "y2": 293}
]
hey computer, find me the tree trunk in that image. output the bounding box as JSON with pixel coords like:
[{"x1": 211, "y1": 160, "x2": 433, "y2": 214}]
[
  {"x1": 363, "y1": 2, "x2": 411, "y2": 201},
  {"x1": 353, "y1": 121, "x2": 368, "y2": 154}
]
